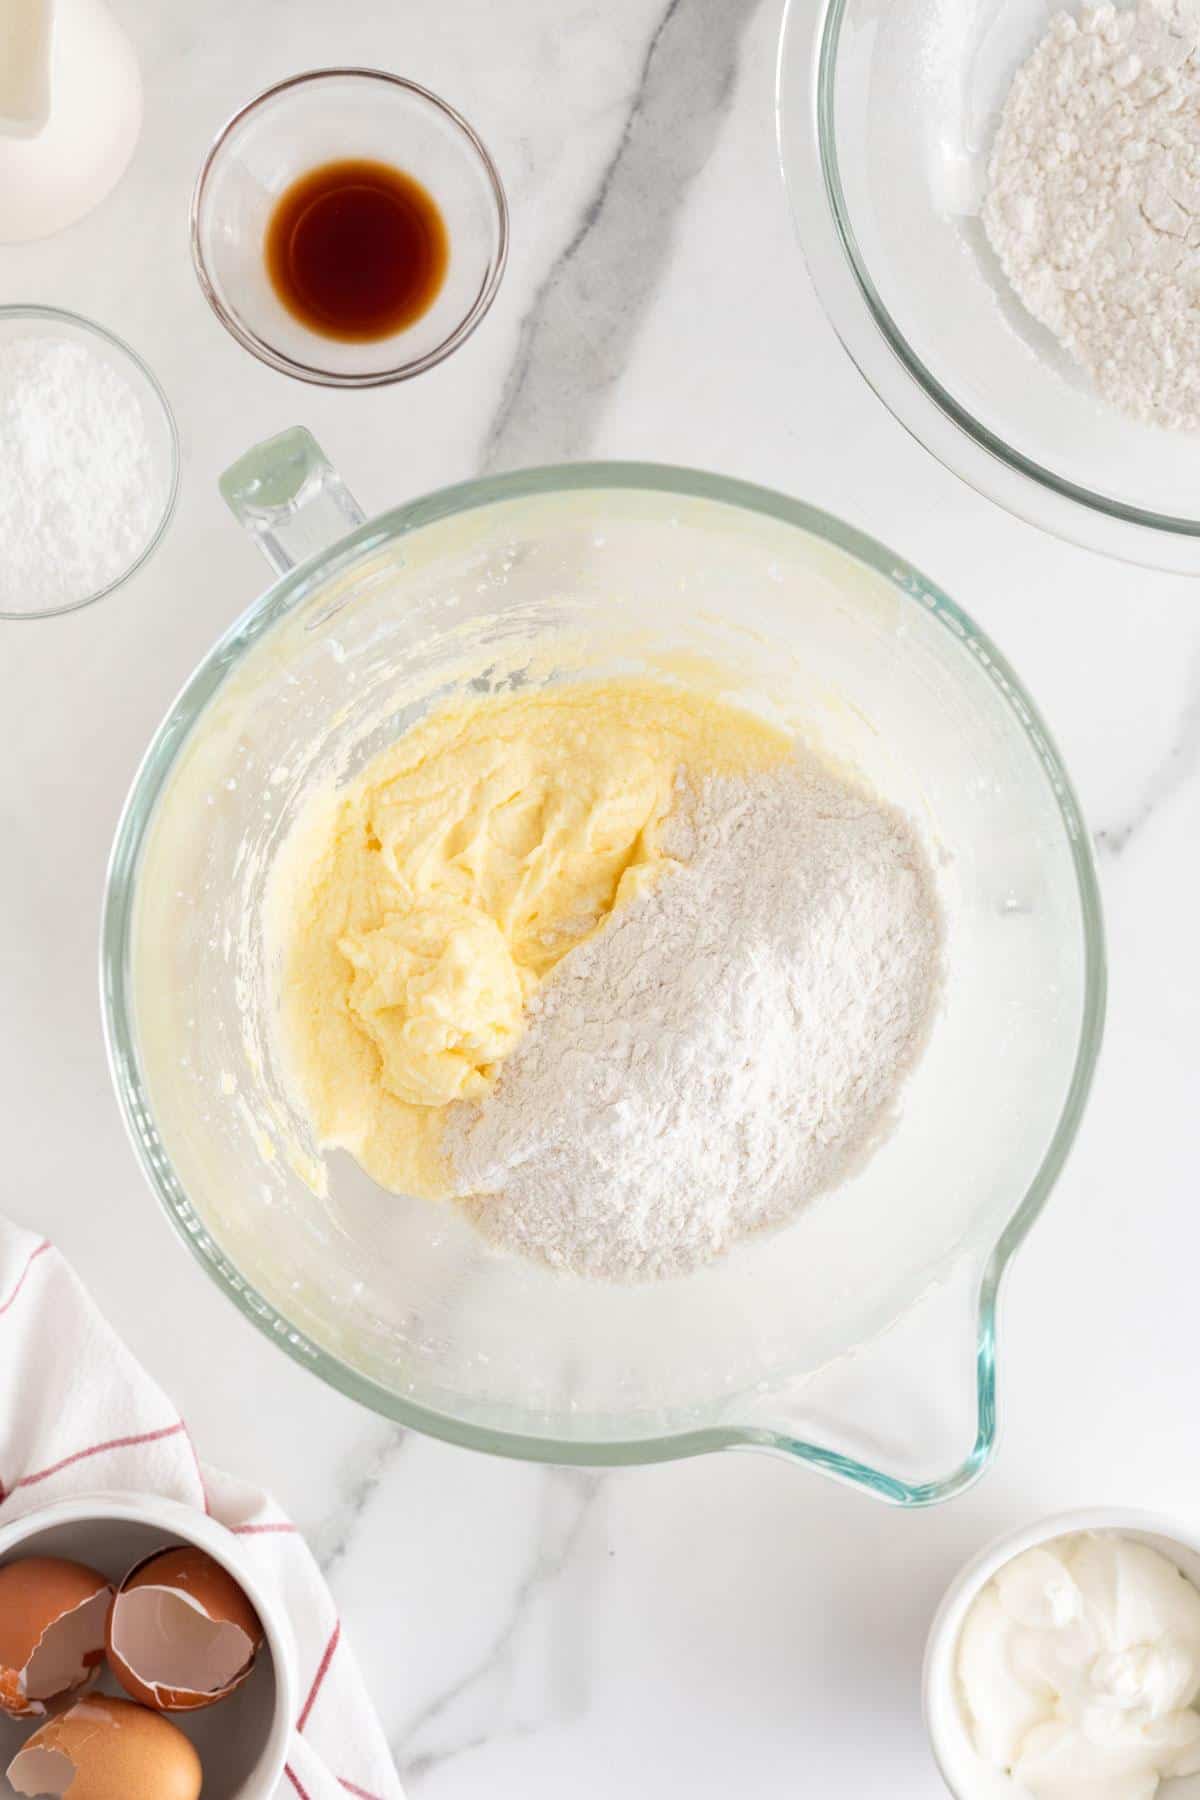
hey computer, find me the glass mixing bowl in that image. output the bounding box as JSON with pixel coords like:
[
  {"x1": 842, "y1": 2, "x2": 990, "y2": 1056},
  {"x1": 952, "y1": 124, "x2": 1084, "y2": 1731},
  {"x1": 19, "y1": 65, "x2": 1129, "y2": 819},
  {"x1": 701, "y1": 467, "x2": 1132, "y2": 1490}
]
[
  {"x1": 101, "y1": 436, "x2": 1104, "y2": 1503},
  {"x1": 777, "y1": 0, "x2": 1200, "y2": 572}
]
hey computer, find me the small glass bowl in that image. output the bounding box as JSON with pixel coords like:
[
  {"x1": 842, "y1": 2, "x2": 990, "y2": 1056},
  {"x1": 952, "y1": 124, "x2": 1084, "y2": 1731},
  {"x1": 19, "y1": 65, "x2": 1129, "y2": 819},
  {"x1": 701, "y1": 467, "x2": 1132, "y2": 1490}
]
[
  {"x1": 190, "y1": 68, "x2": 509, "y2": 388},
  {"x1": 0, "y1": 306, "x2": 179, "y2": 622}
]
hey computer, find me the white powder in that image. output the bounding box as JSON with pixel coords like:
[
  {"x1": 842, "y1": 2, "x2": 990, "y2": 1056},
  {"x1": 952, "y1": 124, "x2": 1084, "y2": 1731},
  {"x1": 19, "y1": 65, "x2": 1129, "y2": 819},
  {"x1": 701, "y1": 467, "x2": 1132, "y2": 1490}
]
[
  {"x1": 446, "y1": 758, "x2": 944, "y2": 1283},
  {"x1": 983, "y1": 0, "x2": 1200, "y2": 431},
  {"x1": 0, "y1": 335, "x2": 166, "y2": 613}
]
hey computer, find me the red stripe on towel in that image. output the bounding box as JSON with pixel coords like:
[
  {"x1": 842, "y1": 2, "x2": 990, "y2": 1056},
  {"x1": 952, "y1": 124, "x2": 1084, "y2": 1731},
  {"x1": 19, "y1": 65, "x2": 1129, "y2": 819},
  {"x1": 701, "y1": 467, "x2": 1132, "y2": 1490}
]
[
  {"x1": 340, "y1": 1781, "x2": 384, "y2": 1799},
  {"x1": 298, "y1": 1620, "x2": 341, "y2": 1730},
  {"x1": 286, "y1": 1766, "x2": 313, "y2": 1800},
  {"x1": 178, "y1": 1418, "x2": 211, "y2": 1514},
  {"x1": 0, "y1": 1240, "x2": 51, "y2": 1315},
  {"x1": 13, "y1": 1422, "x2": 186, "y2": 1491}
]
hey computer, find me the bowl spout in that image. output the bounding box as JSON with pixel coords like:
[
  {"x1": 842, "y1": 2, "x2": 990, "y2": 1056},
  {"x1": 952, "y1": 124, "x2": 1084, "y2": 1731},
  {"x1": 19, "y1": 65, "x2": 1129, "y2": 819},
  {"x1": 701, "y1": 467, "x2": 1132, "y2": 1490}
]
[
  {"x1": 730, "y1": 1249, "x2": 999, "y2": 1506},
  {"x1": 0, "y1": 0, "x2": 52, "y2": 133}
]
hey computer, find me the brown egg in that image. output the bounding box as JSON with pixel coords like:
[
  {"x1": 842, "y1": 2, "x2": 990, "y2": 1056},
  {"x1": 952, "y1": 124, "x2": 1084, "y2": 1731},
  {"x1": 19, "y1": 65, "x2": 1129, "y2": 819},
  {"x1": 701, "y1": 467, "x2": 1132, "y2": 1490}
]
[
  {"x1": 6, "y1": 1694, "x2": 202, "y2": 1800},
  {"x1": 0, "y1": 1557, "x2": 113, "y2": 1719},
  {"x1": 106, "y1": 1545, "x2": 264, "y2": 1712}
]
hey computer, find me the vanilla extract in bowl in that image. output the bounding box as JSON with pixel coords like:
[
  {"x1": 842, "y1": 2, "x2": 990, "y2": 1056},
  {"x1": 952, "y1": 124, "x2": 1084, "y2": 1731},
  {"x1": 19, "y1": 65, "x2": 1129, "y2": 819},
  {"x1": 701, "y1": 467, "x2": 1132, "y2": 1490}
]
[{"x1": 264, "y1": 158, "x2": 449, "y2": 342}]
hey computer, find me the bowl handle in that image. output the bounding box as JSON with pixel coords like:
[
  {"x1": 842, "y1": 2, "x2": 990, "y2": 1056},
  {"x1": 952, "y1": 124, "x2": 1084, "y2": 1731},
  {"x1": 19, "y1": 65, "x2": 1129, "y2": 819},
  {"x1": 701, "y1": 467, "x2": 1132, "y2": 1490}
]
[{"x1": 219, "y1": 426, "x2": 366, "y2": 576}]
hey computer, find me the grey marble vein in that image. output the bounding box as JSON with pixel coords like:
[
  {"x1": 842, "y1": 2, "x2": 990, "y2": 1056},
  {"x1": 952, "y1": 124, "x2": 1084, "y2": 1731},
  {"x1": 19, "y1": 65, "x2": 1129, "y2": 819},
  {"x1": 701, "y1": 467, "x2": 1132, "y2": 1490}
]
[
  {"x1": 396, "y1": 1467, "x2": 606, "y2": 1782},
  {"x1": 311, "y1": 1422, "x2": 409, "y2": 1578},
  {"x1": 481, "y1": 0, "x2": 762, "y2": 471},
  {"x1": 1095, "y1": 653, "x2": 1200, "y2": 857}
]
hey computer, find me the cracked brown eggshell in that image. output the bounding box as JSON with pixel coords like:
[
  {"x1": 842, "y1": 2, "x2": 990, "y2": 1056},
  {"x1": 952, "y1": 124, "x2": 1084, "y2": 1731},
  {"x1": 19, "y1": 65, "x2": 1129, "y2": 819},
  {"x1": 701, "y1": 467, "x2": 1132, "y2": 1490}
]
[
  {"x1": 6, "y1": 1694, "x2": 202, "y2": 1800},
  {"x1": 106, "y1": 1544, "x2": 264, "y2": 1712},
  {"x1": 0, "y1": 1557, "x2": 113, "y2": 1719}
]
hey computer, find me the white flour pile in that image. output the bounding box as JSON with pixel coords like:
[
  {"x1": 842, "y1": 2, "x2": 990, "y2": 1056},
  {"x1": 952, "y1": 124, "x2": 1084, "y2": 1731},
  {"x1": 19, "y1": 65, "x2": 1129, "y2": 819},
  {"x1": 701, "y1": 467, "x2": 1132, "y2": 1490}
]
[
  {"x1": 0, "y1": 334, "x2": 167, "y2": 613},
  {"x1": 983, "y1": 0, "x2": 1200, "y2": 431},
  {"x1": 447, "y1": 758, "x2": 944, "y2": 1282}
]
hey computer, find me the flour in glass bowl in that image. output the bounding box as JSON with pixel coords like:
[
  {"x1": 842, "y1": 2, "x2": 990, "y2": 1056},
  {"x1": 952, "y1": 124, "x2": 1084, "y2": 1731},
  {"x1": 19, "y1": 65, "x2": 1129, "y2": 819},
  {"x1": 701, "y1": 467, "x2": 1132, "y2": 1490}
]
[
  {"x1": 984, "y1": 0, "x2": 1200, "y2": 431},
  {"x1": 446, "y1": 757, "x2": 945, "y2": 1282}
]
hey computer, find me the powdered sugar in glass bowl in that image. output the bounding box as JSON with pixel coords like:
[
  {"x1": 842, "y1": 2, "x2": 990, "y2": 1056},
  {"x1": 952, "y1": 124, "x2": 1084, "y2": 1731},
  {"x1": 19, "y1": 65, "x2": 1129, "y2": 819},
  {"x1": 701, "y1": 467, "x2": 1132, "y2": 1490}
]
[
  {"x1": 0, "y1": 306, "x2": 179, "y2": 620},
  {"x1": 777, "y1": 0, "x2": 1200, "y2": 572}
]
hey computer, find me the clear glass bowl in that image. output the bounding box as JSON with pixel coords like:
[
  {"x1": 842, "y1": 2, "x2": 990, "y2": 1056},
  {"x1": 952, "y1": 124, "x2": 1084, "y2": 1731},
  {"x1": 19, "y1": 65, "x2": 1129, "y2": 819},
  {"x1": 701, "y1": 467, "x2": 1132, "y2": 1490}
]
[
  {"x1": 190, "y1": 69, "x2": 508, "y2": 386},
  {"x1": 101, "y1": 446, "x2": 1105, "y2": 1502},
  {"x1": 0, "y1": 306, "x2": 178, "y2": 620},
  {"x1": 777, "y1": 0, "x2": 1200, "y2": 573}
]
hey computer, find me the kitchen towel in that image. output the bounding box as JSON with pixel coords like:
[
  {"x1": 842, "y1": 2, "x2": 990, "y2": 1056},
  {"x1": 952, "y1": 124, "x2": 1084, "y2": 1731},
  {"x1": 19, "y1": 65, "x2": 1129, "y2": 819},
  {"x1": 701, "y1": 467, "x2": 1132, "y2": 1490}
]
[{"x1": 0, "y1": 1219, "x2": 402, "y2": 1800}]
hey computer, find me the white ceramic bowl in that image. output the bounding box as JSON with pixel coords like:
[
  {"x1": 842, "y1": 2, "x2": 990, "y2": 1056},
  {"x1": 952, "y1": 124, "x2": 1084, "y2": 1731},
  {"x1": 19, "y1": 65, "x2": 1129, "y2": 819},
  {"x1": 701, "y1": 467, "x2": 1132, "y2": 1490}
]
[
  {"x1": 924, "y1": 1508, "x2": 1200, "y2": 1800},
  {"x1": 0, "y1": 1492, "x2": 294, "y2": 1799}
]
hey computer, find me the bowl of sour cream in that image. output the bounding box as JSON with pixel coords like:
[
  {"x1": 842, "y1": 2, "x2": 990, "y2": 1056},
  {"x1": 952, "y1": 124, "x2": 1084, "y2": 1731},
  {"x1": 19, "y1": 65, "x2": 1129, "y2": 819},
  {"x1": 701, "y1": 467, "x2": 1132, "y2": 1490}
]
[{"x1": 924, "y1": 1510, "x2": 1200, "y2": 1800}]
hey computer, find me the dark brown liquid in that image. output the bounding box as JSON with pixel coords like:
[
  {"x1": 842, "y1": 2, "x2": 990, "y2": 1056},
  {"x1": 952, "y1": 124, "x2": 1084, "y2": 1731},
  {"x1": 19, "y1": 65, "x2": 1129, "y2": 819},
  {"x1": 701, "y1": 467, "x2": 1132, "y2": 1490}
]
[{"x1": 265, "y1": 159, "x2": 449, "y2": 343}]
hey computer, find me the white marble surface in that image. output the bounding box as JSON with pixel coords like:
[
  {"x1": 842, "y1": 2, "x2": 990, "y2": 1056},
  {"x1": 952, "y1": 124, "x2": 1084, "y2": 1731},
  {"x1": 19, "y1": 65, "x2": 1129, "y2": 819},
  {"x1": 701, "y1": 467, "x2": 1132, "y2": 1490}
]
[{"x1": 3, "y1": 0, "x2": 1200, "y2": 1793}]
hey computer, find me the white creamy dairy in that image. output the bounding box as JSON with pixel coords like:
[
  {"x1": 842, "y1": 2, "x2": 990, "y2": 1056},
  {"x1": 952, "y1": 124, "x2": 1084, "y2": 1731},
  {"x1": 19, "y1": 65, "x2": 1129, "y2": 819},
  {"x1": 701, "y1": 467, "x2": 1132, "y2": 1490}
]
[{"x1": 957, "y1": 1533, "x2": 1200, "y2": 1800}]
